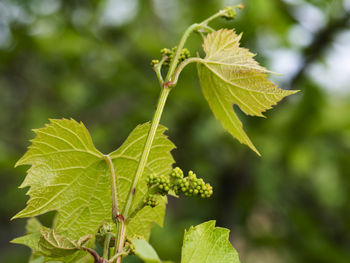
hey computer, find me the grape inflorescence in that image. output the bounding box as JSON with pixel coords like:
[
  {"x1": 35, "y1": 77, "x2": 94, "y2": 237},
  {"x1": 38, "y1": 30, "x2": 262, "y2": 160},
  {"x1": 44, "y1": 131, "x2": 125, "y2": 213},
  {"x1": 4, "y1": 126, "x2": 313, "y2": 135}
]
[
  {"x1": 143, "y1": 194, "x2": 158, "y2": 208},
  {"x1": 144, "y1": 167, "x2": 213, "y2": 208},
  {"x1": 171, "y1": 169, "x2": 213, "y2": 198},
  {"x1": 159, "y1": 47, "x2": 191, "y2": 67}
]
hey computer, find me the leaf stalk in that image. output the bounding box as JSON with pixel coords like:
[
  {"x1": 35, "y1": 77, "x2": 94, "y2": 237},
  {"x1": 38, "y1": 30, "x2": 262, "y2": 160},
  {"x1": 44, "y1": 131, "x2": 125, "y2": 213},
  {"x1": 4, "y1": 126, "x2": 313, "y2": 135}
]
[
  {"x1": 104, "y1": 155, "x2": 120, "y2": 222},
  {"x1": 103, "y1": 233, "x2": 113, "y2": 259}
]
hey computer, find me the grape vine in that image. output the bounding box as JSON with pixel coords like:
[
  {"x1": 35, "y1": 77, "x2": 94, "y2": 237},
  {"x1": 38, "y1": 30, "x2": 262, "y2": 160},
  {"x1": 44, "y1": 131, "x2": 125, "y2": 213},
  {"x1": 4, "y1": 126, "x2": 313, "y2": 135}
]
[{"x1": 11, "y1": 5, "x2": 297, "y2": 263}]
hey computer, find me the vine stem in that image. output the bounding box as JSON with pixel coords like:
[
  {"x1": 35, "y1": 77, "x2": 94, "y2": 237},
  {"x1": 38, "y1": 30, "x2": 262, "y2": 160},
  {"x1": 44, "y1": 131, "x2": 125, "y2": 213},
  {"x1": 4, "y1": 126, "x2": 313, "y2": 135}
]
[
  {"x1": 123, "y1": 85, "x2": 171, "y2": 218},
  {"x1": 113, "y1": 86, "x2": 170, "y2": 263},
  {"x1": 115, "y1": 220, "x2": 126, "y2": 263}
]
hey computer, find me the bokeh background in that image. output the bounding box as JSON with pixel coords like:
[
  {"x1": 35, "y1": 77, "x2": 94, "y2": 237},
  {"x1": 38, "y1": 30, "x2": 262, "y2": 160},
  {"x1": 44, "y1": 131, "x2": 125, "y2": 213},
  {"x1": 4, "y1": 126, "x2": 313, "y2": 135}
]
[{"x1": 1, "y1": 0, "x2": 350, "y2": 262}]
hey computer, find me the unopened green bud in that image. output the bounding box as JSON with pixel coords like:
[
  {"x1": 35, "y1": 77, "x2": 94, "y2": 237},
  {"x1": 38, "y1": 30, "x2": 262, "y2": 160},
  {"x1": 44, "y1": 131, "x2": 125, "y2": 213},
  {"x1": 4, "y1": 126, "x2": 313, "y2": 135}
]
[
  {"x1": 144, "y1": 194, "x2": 158, "y2": 208},
  {"x1": 150, "y1": 59, "x2": 159, "y2": 67},
  {"x1": 222, "y1": 7, "x2": 236, "y2": 20}
]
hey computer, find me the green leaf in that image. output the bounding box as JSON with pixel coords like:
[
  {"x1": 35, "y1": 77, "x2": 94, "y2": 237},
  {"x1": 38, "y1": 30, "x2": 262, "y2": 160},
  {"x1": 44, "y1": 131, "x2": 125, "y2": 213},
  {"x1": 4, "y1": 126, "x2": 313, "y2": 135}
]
[
  {"x1": 197, "y1": 29, "x2": 298, "y2": 155},
  {"x1": 109, "y1": 123, "x2": 175, "y2": 239},
  {"x1": 14, "y1": 119, "x2": 174, "y2": 241},
  {"x1": 181, "y1": 221, "x2": 240, "y2": 263},
  {"x1": 12, "y1": 119, "x2": 109, "y2": 240},
  {"x1": 131, "y1": 237, "x2": 161, "y2": 263}
]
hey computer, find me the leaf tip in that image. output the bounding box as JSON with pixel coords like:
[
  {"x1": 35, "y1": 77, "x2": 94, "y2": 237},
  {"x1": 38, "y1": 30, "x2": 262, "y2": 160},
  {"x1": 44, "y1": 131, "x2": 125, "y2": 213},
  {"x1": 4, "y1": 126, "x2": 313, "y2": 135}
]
[
  {"x1": 241, "y1": 135, "x2": 261, "y2": 156},
  {"x1": 15, "y1": 155, "x2": 29, "y2": 167},
  {"x1": 290, "y1": 89, "x2": 300, "y2": 95},
  {"x1": 10, "y1": 213, "x2": 20, "y2": 221},
  {"x1": 14, "y1": 160, "x2": 21, "y2": 168},
  {"x1": 250, "y1": 145, "x2": 261, "y2": 157}
]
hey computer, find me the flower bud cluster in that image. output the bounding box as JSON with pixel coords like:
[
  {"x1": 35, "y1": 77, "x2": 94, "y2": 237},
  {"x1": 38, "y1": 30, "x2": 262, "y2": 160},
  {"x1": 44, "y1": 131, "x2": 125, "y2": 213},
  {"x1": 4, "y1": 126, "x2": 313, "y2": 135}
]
[
  {"x1": 125, "y1": 238, "x2": 136, "y2": 255},
  {"x1": 98, "y1": 222, "x2": 113, "y2": 235},
  {"x1": 222, "y1": 7, "x2": 237, "y2": 20},
  {"x1": 171, "y1": 167, "x2": 213, "y2": 198},
  {"x1": 143, "y1": 194, "x2": 158, "y2": 208},
  {"x1": 150, "y1": 59, "x2": 160, "y2": 67},
  {"x1": 145, "y1": 167, "x2": 213, "y2": 205},
  {"x1": 160, "y1": 47, "x2": 191, "y2": 66},
  {"x1": 146, "y1": 174, "x2": 170, "y2": 195},
  {"x1": 129, "y1": 242, "x2": 136, "y2": 255}
]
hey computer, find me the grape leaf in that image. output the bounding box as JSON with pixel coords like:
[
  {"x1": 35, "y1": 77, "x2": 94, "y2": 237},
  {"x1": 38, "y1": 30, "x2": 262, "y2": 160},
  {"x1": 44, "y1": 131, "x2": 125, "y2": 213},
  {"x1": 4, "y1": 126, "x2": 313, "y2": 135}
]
[
  {"x1": 197, "y1": 29, "x2": 298, "y2": 155},
  {"x1": 181, "y1": 221, "x2": 240, "y2": 263},
  {"x1": 12, "y1": 119, "x2": 110, "y2": 240},
  {"x1": 13, "y1": 119, "x2": 175, "y2": 242}
]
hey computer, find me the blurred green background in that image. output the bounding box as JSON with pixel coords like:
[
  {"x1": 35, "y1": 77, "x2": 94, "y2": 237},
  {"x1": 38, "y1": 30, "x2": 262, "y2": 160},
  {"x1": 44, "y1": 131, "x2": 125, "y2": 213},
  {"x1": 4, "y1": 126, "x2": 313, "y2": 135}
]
[{"x1": 1, "y1": 0, "x2": 350, "y2": 262}]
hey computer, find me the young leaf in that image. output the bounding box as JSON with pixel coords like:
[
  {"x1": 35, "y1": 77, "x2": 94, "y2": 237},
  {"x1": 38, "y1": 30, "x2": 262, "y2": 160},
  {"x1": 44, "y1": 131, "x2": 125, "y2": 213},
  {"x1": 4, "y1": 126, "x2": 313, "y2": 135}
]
[
  {"x1": 181, "y1": 221, "x2": 240, "y2": 263},
  {"x1": 131, "y1": 237, "x2": 161, "y2": 263},
  {"x1": 109, "y1": 123, "x2": 175, "y2": 239},
  {"x1": 26, "y1": 217, "x2": 42, "y2": 234},
  {"x1": 11, "y1": 218, "x2": 48, "y2": 262},
  {"x1": 197, "y1": 29, "x2": 298, "y2": 155},
  {"x1": 12, "y1": 218, "x2": 93, "y2": 263},
  {"x1": 13, "y1": 233, "x2": 92, "y2": 263},
  {"x1": 131, "y1": 237, "x2": 172, "y2": 263},
  {"x1": 39, "y1": 227, "x2": 91, "y2": 258}
]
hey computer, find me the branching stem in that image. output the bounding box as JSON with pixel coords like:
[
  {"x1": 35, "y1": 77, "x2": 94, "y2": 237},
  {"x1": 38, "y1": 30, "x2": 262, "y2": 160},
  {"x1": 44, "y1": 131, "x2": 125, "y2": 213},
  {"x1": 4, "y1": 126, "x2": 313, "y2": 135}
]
[
  {"x1": 170, "y1": 57, "x2": 203, "y2": 85},
  {"x1": 123, "y1": 86, "x2": 171, "y2": 218},
  {"x1": 82, "y1": 247, "x2": 106, "y2": 263},
  {"x1": 153, "y1": 56, "x2": 168, "y2": 85},
  {"x1": 165, "y1": 7, "x2": 235, "y2": 83},
  {"x1": 111, "y1": 6, "x2": 243, "y2": 263},
  {"x1": 165, "y1": 23, "x2": 200, "y2": 81},
  {"x1": 109, "y1": 250, "x2": 129, "y2": 263}
]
